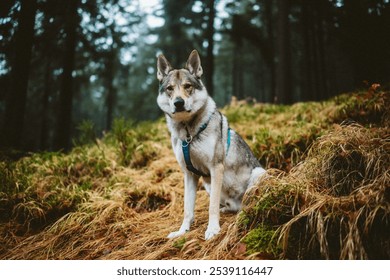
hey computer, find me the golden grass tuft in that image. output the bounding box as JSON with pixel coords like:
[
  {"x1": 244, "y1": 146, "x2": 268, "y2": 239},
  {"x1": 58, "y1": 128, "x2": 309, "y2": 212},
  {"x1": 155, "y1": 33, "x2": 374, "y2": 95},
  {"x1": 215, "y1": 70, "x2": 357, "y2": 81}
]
[
  {"x1": 0, "y1": 142, "x2": 241, "y2": 259},
  {"x1": 0, "y1": 90, "x2": 389, "y2": 260},
  {"x1": 242, "y1": 123, "x2": 389, "y2": 259}
]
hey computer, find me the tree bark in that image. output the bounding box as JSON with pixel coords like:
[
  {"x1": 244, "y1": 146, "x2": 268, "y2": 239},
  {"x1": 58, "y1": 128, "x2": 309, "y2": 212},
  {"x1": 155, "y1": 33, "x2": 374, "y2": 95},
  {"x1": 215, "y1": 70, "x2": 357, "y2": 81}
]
[
  {"x1": 265, "y1": 0, "x2": 276, "y2": 102},
  {"x1": 54, "y1": 0, "x2": 79, "y2": 151},
  {"x1": 233, "y1": 42, "x2": 244, "y2": 100},
  {"x1": 2, "y1": 0, "x2": 37, "y2": 149},
  {"x1": 315, "y1": 2, "x2": 328, "y2": 100},
  {"x1": 231, "y1": 14, "x2": 275, "y2": 101},
  {"x1": 105, "y1": 50, "x2": 116, "y2": 131},
  {"x1": 204, "y1": 0, "x2": 215, "y2": 96},
  {"x1": 40, "y1": 58, "x2": 51, "y2": 150},
  {"x1": 275, "y1": 0, "x2": 292, "y2": 104}
]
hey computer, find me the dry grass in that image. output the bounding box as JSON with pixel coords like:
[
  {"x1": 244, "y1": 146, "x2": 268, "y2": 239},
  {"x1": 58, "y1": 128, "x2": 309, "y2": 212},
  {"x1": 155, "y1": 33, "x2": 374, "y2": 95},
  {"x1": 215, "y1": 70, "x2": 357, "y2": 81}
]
[
  {"x1": 242, "y1": 123, "x2": 389, "y2": 259},
  {"x1": 0, "y1": 138, "x2": 243, "y2": 259},
  {"x1": 281, "y1": 124, "x2": 389, "y2": 259},
  {"x1": 1, "y1": 147, "x2": 241, "y2": 259},
  {"x1": 0, "y1": 89, "x2": 389, "y2": 260}
]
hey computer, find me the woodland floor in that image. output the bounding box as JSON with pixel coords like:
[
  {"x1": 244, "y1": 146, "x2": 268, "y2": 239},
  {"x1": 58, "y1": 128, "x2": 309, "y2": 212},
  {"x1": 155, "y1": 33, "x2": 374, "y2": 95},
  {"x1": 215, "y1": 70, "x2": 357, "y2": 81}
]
[{"x1": 1, "y1": 88, "x2": 389, "y2": 259}]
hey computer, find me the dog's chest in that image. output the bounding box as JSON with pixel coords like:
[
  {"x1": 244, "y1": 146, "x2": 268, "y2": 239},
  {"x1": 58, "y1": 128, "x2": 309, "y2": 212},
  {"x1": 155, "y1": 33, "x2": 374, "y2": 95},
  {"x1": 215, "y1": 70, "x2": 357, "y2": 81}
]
[{"x1": 172, "y1": 133, "x2": 217, "y2": 171}]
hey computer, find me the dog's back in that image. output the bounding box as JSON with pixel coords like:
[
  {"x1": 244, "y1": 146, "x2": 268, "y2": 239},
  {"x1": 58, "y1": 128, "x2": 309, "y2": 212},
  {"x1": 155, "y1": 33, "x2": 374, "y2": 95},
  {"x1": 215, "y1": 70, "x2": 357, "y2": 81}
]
[{"x1": 187, "y1": 109, "x2": 266, "y2": 212}]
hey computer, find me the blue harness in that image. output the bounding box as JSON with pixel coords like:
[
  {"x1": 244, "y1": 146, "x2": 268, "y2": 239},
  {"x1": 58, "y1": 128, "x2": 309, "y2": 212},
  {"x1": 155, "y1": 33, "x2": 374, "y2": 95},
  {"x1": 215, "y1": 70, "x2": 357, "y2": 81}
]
[{"x1": 181, "y1": 114, "x2": 231, "y2": 177}]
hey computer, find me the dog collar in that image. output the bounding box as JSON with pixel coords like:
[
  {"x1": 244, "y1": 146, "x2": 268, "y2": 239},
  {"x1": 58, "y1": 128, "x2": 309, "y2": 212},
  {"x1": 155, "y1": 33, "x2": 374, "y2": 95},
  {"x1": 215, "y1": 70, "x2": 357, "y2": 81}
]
[{"x1": 181, "y1": 112, "x2": 231, "y2": 177}]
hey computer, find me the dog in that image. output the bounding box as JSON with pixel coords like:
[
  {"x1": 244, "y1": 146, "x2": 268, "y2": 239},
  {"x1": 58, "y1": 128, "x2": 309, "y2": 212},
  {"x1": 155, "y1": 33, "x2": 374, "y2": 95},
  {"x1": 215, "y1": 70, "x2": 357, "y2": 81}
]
[{"x1": 156, "y1": 50, "x2": 266, "y2": 240}]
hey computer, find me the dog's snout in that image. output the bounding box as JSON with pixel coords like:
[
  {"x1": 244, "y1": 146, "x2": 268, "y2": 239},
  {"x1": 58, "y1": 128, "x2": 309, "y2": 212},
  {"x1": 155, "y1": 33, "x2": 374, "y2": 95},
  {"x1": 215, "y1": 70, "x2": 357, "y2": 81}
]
[{"x1": 174, "y1": 97, "x2": 185, "y2": 110}]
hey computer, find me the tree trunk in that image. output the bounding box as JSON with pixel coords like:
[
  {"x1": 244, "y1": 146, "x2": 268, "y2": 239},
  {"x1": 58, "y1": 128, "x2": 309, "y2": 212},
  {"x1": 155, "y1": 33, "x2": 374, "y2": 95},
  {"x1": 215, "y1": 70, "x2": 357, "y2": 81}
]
[
  {"x1": 301, "y1": 0, "x2": 313, "y2": 101},
  {"x1": 275, "y1": 0, "x2": 292, "y2": 104},
  {"x1": 315, "y1": 1, "x2": 328, "y2": 100},
  {"x1": 204, "y1": 0, "x2": 215, "y2": 96},
  {"x1": 54, "y1": 0, "x2": 79, "y2": 151},
  {"x1": 265, "y1": 0, "x2": 276, "y2": 103},
  {"x1": 301, "y1": 0, "x2": 328, "y2": 102},
  {"x1": 2, "y1": 0, "x2": 37, "y2": 149},
  {"x1": 105, "y1": 50, "x2": 116, "y2": 131},
  {"x1": 233, "y1": 42, "x2": 244, "y2": 100},
  {"x1": 40, "y1": 58, "x2": 51, "y2": 150}
]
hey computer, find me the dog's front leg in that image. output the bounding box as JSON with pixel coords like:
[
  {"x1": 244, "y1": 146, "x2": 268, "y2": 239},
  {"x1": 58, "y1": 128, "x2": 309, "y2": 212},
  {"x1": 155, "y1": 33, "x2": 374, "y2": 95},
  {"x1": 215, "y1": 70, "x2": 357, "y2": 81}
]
[
  {"x1": 167, "y1": 172, "x2": 198, "y2": 238},
  {"x1": 205, "y1": 163, "x2": 224, "y2": 240}
]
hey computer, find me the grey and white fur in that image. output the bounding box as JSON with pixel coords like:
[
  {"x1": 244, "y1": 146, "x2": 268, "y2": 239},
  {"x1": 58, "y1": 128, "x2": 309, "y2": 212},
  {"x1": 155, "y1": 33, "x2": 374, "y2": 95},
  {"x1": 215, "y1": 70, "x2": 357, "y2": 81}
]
[{"x1": 157, "y1": 50, "x2": 266, "y2": 240}]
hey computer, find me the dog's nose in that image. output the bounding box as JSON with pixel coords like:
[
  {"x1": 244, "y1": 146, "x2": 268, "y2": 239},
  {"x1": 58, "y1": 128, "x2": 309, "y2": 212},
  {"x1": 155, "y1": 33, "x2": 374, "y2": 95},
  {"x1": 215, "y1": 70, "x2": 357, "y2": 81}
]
[{"x1": 174, "y1": 97, "x2": 185, "y2": 110}]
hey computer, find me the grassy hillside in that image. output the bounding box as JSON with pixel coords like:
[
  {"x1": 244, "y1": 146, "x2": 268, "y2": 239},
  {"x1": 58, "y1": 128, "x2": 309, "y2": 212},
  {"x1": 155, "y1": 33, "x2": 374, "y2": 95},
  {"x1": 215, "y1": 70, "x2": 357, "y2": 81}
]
[{"x1": 0, "y1": 86, "x2": 389, "y2": 259}]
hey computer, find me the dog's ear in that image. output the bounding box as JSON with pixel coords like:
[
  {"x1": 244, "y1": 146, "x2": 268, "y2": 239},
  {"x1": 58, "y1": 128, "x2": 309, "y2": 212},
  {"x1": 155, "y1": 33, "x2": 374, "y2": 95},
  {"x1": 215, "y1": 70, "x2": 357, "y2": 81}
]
[
  {"x1": 157, "y1": 54, "x2": 172, "y2": 82},
  {"x1": 185, "y1": 50, "x2": 203, "y2": 78}
]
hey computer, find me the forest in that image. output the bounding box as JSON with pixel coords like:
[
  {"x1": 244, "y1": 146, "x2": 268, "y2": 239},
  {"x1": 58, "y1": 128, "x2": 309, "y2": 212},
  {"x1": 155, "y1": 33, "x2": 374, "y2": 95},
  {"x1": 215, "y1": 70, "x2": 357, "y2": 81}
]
[
  {"x1": 1, "y1": 0, "x2": 389, "y2": 151},
  {"x1": 0, "y1": 0, "x2": 389, "y2": 260}
]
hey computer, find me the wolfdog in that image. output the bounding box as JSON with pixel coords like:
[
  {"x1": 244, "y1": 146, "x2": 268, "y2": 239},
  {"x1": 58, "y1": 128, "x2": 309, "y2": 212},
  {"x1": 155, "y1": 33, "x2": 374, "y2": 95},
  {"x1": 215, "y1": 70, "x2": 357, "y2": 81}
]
[{"x1": 157, "y1": 50, "x2": 266, "y2": 240}]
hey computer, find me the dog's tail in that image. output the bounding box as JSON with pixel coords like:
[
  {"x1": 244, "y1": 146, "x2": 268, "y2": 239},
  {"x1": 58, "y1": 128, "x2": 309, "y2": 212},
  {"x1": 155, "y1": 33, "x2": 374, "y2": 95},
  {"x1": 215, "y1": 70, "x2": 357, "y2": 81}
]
[{"x1": 247, "y1": 167, "x2": 267, "y2": 189}]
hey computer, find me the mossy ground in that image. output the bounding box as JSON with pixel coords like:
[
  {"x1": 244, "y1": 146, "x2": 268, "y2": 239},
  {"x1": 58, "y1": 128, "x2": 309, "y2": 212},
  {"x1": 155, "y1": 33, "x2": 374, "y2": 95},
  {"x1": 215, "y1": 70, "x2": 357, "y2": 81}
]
[{"x1": 0, "y1": 86, "x2": 388, "y2": 259}]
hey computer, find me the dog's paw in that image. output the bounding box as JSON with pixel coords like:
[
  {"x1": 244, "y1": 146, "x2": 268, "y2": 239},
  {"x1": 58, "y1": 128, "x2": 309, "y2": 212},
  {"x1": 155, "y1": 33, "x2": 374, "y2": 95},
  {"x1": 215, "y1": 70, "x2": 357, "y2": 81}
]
[
  {"x1": 205, "y1": 226, "x2": 220, "y2": 240},
  {"x1": 167, "y1": 230, "x2": 187, "y2": 239},
  {"x1": 220, "y1": 199, "x2": 241, "y2": 213},
  {"x1": 220, "y1": 207, "x2": 228, "y2": 213}
]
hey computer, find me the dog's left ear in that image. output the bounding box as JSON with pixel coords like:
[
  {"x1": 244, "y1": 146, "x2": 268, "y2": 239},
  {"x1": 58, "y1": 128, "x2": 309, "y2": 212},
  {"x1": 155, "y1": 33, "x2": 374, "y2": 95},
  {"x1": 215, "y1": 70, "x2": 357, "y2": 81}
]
[
  {"x1": 157, "y1": 54, "x2": 172, "y2": 82},
  {"x1": 186, "y1": 50, "x2": 203, "y2": 78}
]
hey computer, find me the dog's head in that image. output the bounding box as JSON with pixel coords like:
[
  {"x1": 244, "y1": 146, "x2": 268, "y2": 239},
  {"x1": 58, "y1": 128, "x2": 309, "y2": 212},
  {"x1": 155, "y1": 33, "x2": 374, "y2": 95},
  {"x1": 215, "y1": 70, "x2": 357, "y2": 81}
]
[{"x1": 156, "y1": 50, "x2": 208, "y2": 122}]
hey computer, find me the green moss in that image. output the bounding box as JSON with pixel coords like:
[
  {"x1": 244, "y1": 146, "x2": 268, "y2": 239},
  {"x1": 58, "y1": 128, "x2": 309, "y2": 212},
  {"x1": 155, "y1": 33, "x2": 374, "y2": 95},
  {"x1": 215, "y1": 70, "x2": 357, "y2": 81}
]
[
  {"x1": 173, "y1": 237, "x2": 187, "y2": 250},
  {"x1": 237, "y1": 211, "x2": 251, "y2": 228},
  {"x1": 250, "y1": 184, "x2": 298, "y2": 225},
  {"x1": 242, "y1": 225, "x2": 282, "y2": 257},
  {"x1": 0, "y1": 143, "x2": 114, "y2": 231}
]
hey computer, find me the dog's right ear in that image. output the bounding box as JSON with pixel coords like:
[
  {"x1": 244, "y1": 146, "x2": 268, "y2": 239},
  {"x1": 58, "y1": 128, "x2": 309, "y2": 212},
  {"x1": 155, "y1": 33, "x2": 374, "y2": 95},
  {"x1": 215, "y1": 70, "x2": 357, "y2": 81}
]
[
  {"x1": 157, "y1": 54, "x2": 172, "y2": 82},
  {"x1": 185, "y1": 50, "x2": 203, "y2": 78}
]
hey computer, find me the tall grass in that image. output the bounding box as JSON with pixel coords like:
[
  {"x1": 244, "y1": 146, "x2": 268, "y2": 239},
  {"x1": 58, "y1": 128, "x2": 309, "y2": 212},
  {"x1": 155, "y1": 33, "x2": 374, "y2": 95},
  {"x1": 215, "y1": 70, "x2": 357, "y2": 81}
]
[{"x1": 0, "y1": 88, "x2": 388, "y2": 259}]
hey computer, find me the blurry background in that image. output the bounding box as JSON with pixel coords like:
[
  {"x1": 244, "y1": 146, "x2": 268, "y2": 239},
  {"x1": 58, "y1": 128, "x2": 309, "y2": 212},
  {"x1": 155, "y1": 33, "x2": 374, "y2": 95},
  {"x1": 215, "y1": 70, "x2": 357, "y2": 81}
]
[{"x1": 0, "y1": 0, "x2": 389, "y2": 151}]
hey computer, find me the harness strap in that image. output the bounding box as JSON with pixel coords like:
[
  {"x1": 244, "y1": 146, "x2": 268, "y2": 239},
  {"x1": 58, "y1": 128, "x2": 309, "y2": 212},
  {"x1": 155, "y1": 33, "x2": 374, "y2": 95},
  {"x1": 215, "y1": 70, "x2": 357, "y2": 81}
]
[
  {"x1": 226, "y1": 128, "x2": 231, "y2": 155},
  {"x1": 181, "y1": 118, "x2": 232, "y2": 178},
  {"x1": 182, "y1": 140, "x2": 210, "y2": 177},
  {"x1": 181, "y1": 113, "x2": 212, "y2": 177}
]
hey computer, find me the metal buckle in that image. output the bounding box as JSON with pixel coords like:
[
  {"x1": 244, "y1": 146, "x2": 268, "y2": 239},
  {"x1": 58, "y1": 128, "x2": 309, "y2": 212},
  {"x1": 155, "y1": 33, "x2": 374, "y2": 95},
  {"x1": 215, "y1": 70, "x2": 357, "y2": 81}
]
[{"x1": 182, "y1": 135, "x2": 193, "y2": 147}]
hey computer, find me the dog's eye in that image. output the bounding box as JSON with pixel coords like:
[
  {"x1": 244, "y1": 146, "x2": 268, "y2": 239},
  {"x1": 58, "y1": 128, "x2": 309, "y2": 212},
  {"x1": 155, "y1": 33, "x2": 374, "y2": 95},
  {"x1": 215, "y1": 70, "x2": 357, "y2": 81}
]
[
  {"x1": 166, "y1": 85, "x2": 174, "y2": 92},
  {"x1": 183, "y1": 84, "x2": 192, "y2": 91}
]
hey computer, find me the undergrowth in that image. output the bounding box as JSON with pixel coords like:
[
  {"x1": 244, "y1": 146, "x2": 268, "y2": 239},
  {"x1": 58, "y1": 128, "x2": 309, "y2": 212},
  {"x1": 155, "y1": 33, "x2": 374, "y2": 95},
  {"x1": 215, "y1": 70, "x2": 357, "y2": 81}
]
[
  {"x1": 109, "y1": 118, "x2": 164, "y2": 167},
  {"x1": 237, "y1": 87, "x2": 389, "y2": 259},
  {"x1": 0, "y1": 86, "x2": 388, "y2": 259}
]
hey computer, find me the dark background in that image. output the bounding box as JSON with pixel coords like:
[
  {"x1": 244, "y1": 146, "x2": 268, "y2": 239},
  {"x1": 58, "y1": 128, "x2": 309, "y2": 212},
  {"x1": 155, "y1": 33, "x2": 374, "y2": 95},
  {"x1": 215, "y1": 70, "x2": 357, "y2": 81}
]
[{"x1": 1, "y1": 0, "x2": 389, "y2": 151}]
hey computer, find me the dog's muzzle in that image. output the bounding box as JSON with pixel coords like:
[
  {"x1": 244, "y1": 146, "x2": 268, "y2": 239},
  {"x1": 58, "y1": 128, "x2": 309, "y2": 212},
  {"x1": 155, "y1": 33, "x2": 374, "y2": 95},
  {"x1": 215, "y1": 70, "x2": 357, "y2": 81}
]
[{"x1": 173, "y1": 97, "x2": 186, "y2": 113}]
